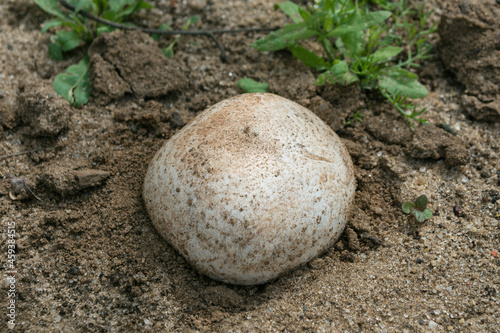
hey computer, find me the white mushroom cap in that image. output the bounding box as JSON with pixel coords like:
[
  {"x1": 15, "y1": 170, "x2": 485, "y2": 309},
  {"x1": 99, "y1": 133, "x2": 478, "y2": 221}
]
[{"x1": 143, "y1": 93, "x2": 356, "y2": 285}]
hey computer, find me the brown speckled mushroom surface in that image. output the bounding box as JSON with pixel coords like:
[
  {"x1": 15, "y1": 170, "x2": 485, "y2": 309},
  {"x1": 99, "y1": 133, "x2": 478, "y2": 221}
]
[{"x1": 143, "y1": 93, "x2": 356, "y2": 285}]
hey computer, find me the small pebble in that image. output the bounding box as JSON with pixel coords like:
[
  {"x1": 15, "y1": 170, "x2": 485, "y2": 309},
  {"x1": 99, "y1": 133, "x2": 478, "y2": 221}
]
[
  {"x1": 481, "y1": 171, "x2": 491, "y2": 178},
  {"x1": 169, "y1": 112, "x2": 184, "y2": 128},
  {"x1": 461, "y1": 176, "x2": 468, "y2": 183},
  {"x1": 429, "y1": 320, "x2": 438, "y2": 330},
  {"x1": 68, "y1": 266, "x2": 81, "y2": 276},
  {"x1": 453, "y1": 206, "x2": 463, "y2": 217}
]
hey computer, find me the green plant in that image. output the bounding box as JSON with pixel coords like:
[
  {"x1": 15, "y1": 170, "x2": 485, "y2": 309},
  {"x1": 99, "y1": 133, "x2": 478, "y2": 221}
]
[
  {"x1": 35, "y1": 0, "x2": 154, "y2": 105},
  {"x1": 237, "y1": 78, "x2": 270, "y2": 93},
  {"x1": 402, "y1": 194, "x2": 432, "y2": 222},
  {"x1": 252, "y1": 0, "x2": 437, "y2": 127},
  {"x1": 345, "y1": 110, "x2": 364, "y2": 125}
]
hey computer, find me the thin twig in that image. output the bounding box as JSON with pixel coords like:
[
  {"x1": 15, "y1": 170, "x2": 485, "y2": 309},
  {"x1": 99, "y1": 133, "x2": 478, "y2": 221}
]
[
  {"x1": 58, "y1": 0, "x2": 276, "y2": 62},
  {"x1": 0, "y1": 148, "x2": 54, "y2": 161}
]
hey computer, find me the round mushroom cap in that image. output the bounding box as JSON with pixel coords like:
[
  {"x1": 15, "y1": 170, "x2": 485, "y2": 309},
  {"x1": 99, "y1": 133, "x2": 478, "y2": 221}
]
[{"x1": 143, "y1": 93, "x2": 356, "y2": 285}]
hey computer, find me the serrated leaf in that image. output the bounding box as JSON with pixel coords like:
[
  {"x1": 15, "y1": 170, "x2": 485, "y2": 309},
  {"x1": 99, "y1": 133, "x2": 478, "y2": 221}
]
[
  {"x1": 288, "y1": 44, "x2": 326, "y2": 68},
  {"x1": 423, "y1": 208, "x2": 432, "y2": 219},
  {"x1": 274, "y1": 1, "x2": 304, "y2": 23},
  {"x1": 414, "y1": 194, "x2": 428, "y2": 210},
  {"x1": 378, "y1": 67, "x2": 428, "y2": 99},
  {"x1": 372, "y1": 46, "x2": 403, "y2": 63},
  {"x1": 237, "y1": 78, "x2": 269, "y2": 93},
  {"x1": 252, "y1": 23, "x2": 315, "y2": 52},
  {"x1": 34, "y1": 0, "x2": 67, "y2": 20},
  {"x1": 53, "y1": 55, "x2": 90, "y2": 106},
  {"x1": 402, "y1": 201, "x2": 414, "y2": 214},
  {"x1": 316, "y1": 61, "x2": 359, "y2": 86}
]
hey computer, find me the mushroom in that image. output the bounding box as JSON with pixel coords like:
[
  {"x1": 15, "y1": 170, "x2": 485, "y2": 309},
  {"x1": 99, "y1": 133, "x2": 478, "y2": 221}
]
[{"x1": 143, "y1": 93, "x2": 356, "y2": 285}]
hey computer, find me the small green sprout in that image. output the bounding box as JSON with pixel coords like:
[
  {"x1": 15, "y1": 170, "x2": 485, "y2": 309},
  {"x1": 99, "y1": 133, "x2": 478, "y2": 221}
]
[
  {"x1": 402, "y1": 194, "x2": 432, "y2": 223},
  {"x1": 345, "y1": 111, "x2": 365, "y2": 126},
  {"x1": 237, "y1": 78, "x2": 270, "y2": 93}
]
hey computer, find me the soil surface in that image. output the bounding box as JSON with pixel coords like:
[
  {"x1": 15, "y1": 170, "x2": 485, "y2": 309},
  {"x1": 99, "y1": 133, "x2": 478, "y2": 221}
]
[{"x1": 1, "y1": 0, "x2": 499, "y2": 332}]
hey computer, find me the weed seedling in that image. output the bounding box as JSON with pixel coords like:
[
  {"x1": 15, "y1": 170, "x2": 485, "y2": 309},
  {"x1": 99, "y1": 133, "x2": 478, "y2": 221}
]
[
  {"x1": 345, "y1": 110, "x2": 365, "y2": 126},
  {"x1": 402, "y1": 194, "x2": 432, "y2": 223},
  {"x1": 252, "y1": 0, "x2": 437, "y2": 127},
  {"x1": 237, "y1": 78, "x2": 270, "y2": 93}
]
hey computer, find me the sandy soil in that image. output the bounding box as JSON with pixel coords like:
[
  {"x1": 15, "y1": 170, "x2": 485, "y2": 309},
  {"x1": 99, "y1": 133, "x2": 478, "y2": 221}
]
[{"x1": 0, "y1": 0, "x2": 499, "y2": 332}]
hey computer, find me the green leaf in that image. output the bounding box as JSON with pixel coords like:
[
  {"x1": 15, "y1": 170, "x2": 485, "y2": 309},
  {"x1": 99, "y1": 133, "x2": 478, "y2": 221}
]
[
  {"x1": 364, "y1": 10, "x2": 391, "y2": 28},
  {"x1": 162, "y1": 44, "x2": 175, "y2": 58},
  {"x1": 327, "y1": 10, "x2": 390, "y2": 37},
  {"x1": 252, "y1": 23, "x2": 315, "y2": 52},
  {"x1": 183, "y1": 15, "x2": 200, "y2": 30},
  {"x1": 55, "y1": 30, "x2": 83, "y2": 51},
  {"x1": 34, "y1": 0, "x2": 67, "y2": 20},
  {"x1": 109, "y1": 0, "x2": 132, "y2": 13},
  {"x1": 372, "y1": 46, "x2": 403, "y2": 63},
  {"x1": 238, "y1": 78, "x2": 269, "y2": 93},
  {"x1": 41, "y1": 18, "x2": 66, "y2": 33},
  {"x1": 74, "y1": 0, "x2": 93, "y2": 13},
  {"x1": 152, "y1": 23, "x2": 170, "y2": 41},
  {"x1": 48, "y1": 41, "x2": 63, "y2": 60},
  {"x1": 316, "y1": 61, "x2": 359, "y2": 86},
  {"x1": 53, "y1": 55, "x2": 91, "y2": 106},
  {"x1": 298, "y1": 7, "x2": 312, "y2": 22},
  {"x1": 116, "y1": 0, "x2": 154, "y2": 20},
  {"x1": 327, "y1": 10, "x2": 366, "y2": 56},
  {"x1": 237, "y1": 78, "x2": 269, "y2": 93},
  {"x1": 102, "y1": 9, "x2": 117, "y2": 21},
  {"x1": 96, "y1": 25, "x2": 115, "y2": 35},
  {"x1": 378, "y1": 67, "x2": 428, "y2": 99},
  {"x1": 138, "y1": 1, "x2": 154, "y2": 9},
  {"x1": 412, "y1": 210, "x2": 427, "y2": 223},
  {"x1": 274, "y1": 1, "x2": 304, "y2": 23},
  {"x1": 402, "y1": 201, "x2": 414, "y2": 214},
  {"x1": 414, "y1": 194, "x2": 428, "y2": 210},
  {"x1": 288, "y1": 44, "x2": 326, "y2": 68}
]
